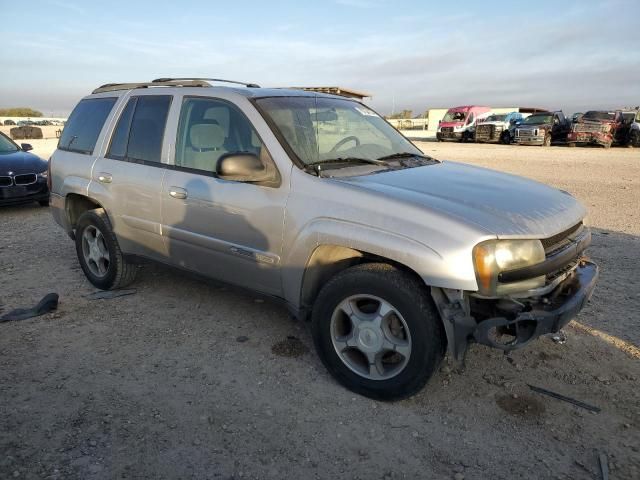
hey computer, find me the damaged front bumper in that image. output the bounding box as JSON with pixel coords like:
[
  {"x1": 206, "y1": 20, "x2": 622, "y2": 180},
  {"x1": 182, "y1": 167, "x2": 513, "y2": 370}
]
[
  {"x1": 567, "y1": 132, "x2": 612, "y2": 146},
  {"x1": 432, "y1": 260, "x2": 599, "y2": 362}
]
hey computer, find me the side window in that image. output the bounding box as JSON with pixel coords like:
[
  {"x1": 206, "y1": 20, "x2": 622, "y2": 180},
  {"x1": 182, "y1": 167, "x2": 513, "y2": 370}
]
[
  {"x1": 467, "y1": 112, "x2": 475, "y2": 125},
  {"x1": 107, "y1": 98, "x2": 136, "y2": 159},
  {"x1": 107, "y1": 95, "x2": 171, "y2": 163},
  {"x1": 58, "y1": 97, "x2": 117, "y2": 154},
  {"x1": 175, "y1": 97, "x2": 276, "y2": 177}
]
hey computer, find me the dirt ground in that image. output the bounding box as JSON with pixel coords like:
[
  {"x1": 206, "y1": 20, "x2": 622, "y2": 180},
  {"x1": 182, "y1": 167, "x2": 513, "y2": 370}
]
[{"x1": 1, "y1": 142, "x2": 639, "y2": 480}]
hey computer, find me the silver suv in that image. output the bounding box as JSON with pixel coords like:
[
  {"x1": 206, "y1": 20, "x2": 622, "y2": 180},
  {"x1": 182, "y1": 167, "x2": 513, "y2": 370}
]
[{"x1": 50, "y1": 78, "x2": 598, "y2": 400}]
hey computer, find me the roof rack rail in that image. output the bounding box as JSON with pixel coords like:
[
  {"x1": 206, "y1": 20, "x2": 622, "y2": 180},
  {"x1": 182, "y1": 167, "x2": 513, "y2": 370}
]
[
  {"x1": 92, "y1": 79, "x2": 211, "y2": 94},
  {"x1": 152, "y1": 77, "x2": 261, "y2": 88}
]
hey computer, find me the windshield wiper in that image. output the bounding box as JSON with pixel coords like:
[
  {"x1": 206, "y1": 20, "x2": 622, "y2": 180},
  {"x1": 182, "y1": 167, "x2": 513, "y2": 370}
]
[
  {"x1": 309, "y1": 157, "x2": 388, "y2": 166},
  {"x1": 306, "y1": 157, "x2": 389, "y2": 176},
  {"x1": 376, "y1": 152, "x2": 432, "y2": 161}
]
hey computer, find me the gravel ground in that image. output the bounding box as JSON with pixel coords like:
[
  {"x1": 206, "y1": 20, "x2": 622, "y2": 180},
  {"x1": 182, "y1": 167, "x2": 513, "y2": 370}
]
[{"x1": 1, "y1": 142, "x2": 639, "y2": 480}]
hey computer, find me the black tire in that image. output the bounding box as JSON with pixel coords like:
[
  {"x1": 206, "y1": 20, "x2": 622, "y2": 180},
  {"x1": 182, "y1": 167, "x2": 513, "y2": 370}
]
[
  {"x1": 567, "y1": 142, "x2": 576, "y2": 148},
  {"x1": 311, "y1": 263, "x2": 446, "y2": 401},
  {"x1": 500, "y1": 131, "x2": 511, "y2": 145},
  {"x1": 543, "y1": 133, "x2": 552, "y2": 147},
  {"x1": 38, "y1": 199, "x2": 49, "y2": 207},
  {"x1": 630, "y1": 130, "x2": 639, "y2": 147},
  {"x1": 75, "y1": 208, "x2": 137, "y2": 290}
]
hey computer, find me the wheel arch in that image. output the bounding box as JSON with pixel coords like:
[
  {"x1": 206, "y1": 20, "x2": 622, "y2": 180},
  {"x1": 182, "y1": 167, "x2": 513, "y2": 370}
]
[
  {"x1": 65, "y1": 194, "x2": 105, "y2": 233},
  {"x1": 289, "y1": 229, "x2": 447, "y2": 323}
]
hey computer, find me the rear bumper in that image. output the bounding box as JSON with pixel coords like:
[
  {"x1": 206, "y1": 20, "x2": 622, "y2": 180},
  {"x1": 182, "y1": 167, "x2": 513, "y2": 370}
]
[
  {"x1": 50, "y1": 192, "x2": 73, "y2": 234},
  {"x1": 473, "y1": 261, "x2": 598, "y2": 350}
]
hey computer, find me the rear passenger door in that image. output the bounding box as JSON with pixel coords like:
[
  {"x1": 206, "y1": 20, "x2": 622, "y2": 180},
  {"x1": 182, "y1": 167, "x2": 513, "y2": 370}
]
[
  {"x1": 160, "y1": 96, "x2": 287, "y2": 296},
  {"x1": 90, "y1": 93, "x2": 172, "y2": 259}
]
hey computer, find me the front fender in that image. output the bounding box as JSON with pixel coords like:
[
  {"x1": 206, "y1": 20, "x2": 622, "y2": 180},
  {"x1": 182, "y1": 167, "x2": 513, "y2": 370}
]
[{"x1": 282, "y1": 218, "x2": 479, "y2": 311}]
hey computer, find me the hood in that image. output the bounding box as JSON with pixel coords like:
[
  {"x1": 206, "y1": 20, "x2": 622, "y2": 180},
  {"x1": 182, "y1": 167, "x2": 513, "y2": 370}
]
[
  {"x1": 517, "y1": 121, "x2": 551, "y2": 129},
  {"x1": 0, "y1": 150, "x2": 47, "y2": 175},
  {"x1": 337, "y1": 161, "x2": 585, "y2": 238}
]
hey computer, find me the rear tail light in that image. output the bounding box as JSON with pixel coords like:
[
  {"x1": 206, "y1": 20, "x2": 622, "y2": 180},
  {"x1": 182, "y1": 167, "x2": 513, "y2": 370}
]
[{"x1": 47, "y1": 157, "x2": 52, "y2": 190}]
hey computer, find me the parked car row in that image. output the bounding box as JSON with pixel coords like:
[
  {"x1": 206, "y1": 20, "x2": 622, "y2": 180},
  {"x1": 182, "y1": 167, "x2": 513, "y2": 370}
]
[
  {"x1": 437, "y1": 105, "x2": 640, "y2": 148},
  {"x1": 2, "y1": 119, "x2": 65, "y2": 126}
]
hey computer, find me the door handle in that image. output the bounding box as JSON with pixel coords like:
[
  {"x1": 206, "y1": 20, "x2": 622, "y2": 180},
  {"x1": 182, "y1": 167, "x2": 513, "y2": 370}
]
[
  {"x1": 169, "y1": 187, "x2": 188, "y2": 200},
  {"x1": 97, "y1": 172, "x2": 112, "y2": 184}
]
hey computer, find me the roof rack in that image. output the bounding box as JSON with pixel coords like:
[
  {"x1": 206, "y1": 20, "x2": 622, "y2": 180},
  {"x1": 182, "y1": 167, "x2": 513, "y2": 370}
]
[
  {"x1": 92, "y1": 77, "x2": 260, "y2": 94},
  {"x1": 152, "y1": 77, "x2": 261, "y2": 88}
]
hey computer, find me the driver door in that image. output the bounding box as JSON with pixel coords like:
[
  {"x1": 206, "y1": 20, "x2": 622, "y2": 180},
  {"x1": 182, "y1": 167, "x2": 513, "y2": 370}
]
[{"x1": 160, "y1": 96, "x2": 287, "y2": 296}]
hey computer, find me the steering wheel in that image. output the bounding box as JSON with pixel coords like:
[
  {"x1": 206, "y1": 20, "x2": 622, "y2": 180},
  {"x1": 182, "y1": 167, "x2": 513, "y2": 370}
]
[{"x1": 329, "y1": 136, "x2": 361, "y2": 153}]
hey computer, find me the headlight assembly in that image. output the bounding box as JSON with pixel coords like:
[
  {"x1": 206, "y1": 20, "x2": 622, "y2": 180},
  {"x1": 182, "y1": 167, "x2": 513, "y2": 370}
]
[{"x1": 473, "y1": 239, "x2": 546, "y2": 296}]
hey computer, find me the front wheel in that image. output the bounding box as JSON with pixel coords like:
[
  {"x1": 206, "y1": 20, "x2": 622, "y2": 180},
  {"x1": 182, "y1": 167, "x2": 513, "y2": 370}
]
[
  {"x1": 311, "y1": 263, "x2": 446, "y2": 401},
  {"x1": 543, "y1": 134, "x2": 552, "y2": 147},
  {"x1": 75, "y1": 208, "x2": 137, "y2": 290},
  {"x1": 500, "y1": 131, "x2": 511, "y2": 145}
]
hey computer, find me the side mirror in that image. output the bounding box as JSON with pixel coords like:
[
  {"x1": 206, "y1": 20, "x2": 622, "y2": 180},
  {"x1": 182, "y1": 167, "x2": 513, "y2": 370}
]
[
  {"x1": 21, "y1": 143, "x2": 33, "y2": 151},
  {"x1": 216, "y1": 153, "x2": 270, "y2": 183}
]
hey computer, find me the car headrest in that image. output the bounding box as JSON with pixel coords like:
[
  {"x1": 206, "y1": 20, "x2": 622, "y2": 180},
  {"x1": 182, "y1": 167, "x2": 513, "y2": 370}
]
[{"x1": 190, "y1": 123, "x2": 225, "y2": 150}]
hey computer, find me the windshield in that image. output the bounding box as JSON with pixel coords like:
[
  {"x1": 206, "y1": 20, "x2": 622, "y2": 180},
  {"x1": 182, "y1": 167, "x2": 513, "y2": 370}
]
[
  {"x1": 255, "y1": 96, "x2": 423, "y2": 166},
  {"x1": 522, "y1": 114, "x2": 552, "y2": 125},
  {"x1": 485, "y1": 114, "x2": 507, "y2": 122},
  {"x1": 442, "y1": 110, "x2": 467, "y2": 122},
  {"x1": 583, "y1": 111, "x2": 615, "y2": 121},
  {"x1": 0, "y1": 133, "x2": 19, "y2": 154}
]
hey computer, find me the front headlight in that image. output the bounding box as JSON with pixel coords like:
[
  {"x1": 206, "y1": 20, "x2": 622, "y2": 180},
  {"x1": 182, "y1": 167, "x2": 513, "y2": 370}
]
[
  {"x1": 38, "y1": 171, "x2": 48, "y2": 179},
  {"x1": 473, "y1": 239, "x2": 545, "y2": 296}
]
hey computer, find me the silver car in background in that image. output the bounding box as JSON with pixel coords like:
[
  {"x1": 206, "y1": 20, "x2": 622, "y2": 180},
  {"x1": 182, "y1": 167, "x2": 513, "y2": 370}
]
[{"x1": 49, "y1": 78, "x2": 598, "y2": 400}]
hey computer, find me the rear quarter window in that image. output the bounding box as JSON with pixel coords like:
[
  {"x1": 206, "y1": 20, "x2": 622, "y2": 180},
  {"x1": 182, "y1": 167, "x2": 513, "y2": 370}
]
[{"x1": 58, "y1": 97, "x2": 117, "y2": 155}]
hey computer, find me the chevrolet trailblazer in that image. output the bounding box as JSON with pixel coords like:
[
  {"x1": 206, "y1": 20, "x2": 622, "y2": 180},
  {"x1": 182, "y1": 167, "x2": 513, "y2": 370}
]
[{"x1": 50, "y1": 78, "x2": 598, "y2": 400}]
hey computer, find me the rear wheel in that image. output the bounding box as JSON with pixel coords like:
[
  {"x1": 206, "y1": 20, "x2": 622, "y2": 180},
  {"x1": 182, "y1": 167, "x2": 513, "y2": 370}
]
[
  {"x1": 311, "y1": 263, "x2": 446, "y2": 401},
  {"x1": 630, "y1": 130, "x2": 639, "y2": 147},
  {"x1": 603, "y1": 141, "x2": 612, "y2": 149},
  {"x1": 75, "y1": 208, "x2": 137, "y2": 290}
]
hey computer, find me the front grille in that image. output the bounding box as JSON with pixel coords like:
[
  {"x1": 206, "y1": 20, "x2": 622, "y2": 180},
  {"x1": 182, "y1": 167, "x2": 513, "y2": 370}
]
[
  {"x1": 13, "y1": 174, "x2": 37, "y2": 185},
  {"x1": 541, "y1": 222, "x2": 584, "y2": 254},
  {"x1": 0, "y1": 176, "x2": 12, "y2": 187},
  {"x1": 441, "y1": 127, "x2": 454, "y2": 133}
]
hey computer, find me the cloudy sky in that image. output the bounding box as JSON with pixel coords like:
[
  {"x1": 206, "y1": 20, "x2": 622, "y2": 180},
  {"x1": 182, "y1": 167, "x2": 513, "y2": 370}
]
[{"x1": 2, "y1": 0, "x2": 638, "y2": 116}]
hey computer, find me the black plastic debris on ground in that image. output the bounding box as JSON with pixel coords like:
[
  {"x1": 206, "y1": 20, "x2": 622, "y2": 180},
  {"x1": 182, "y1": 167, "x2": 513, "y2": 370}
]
[
  {"x1": 0, "y1": 293, "x2": 59, "y2": 322},
  {"x1": 85, "y1": 289, "x2": 137, "y2": 300},
  {"x1": 528, "y1": 384, "x2": 601, "y2": 413}
]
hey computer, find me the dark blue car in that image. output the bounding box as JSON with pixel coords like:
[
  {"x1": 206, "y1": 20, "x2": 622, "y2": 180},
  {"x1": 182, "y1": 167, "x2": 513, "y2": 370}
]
[{"x1": 0, "y1": 131, "x2": 49, "y2": 206}]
